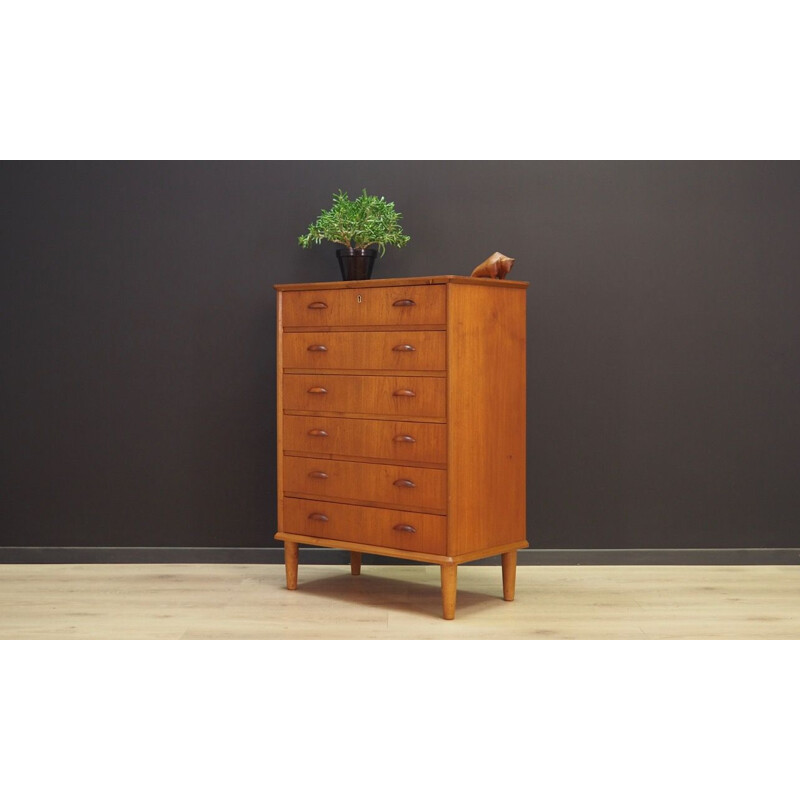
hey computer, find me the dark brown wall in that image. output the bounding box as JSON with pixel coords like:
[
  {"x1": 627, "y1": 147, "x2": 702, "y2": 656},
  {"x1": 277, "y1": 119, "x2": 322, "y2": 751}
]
[{"x1": 1, "y1": 161, "x2": 798, "y2": 549}]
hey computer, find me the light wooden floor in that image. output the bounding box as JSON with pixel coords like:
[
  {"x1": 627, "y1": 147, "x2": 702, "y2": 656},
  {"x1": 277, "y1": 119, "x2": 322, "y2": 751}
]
[{"x1": 0, "y1": 563, "x2": 798, "y2": 639}]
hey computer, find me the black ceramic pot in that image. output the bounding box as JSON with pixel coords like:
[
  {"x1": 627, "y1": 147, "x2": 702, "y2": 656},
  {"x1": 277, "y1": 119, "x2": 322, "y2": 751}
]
[{"x1": 336, "y1": 248, "x2": 378, "y2": 281}]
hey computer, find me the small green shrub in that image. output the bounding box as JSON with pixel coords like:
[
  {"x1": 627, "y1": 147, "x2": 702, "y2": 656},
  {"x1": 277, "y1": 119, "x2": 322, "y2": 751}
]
[{"x1": 298, "y1": 189, "x2": 410, "y2": 257}]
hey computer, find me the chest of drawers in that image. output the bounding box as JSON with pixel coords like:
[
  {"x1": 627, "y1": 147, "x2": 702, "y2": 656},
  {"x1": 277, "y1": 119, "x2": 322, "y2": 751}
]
[{"x1": 274, "y1": 275, "x2": 528, "y2": 619}]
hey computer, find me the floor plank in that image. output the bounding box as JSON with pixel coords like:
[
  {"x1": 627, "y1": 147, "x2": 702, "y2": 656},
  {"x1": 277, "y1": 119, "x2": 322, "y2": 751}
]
[{"x1": 0, "y1": 564, "x2": 798, "y2": 639}]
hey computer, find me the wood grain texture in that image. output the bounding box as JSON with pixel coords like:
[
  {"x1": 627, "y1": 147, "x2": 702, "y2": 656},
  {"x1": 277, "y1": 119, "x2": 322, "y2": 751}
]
[
  {"x1": 350, "y1": 552, "x2": 361, "y2": 576},
  {"x1": 446, "y1": 282, "x2": 527, "y2": 555},
  {"x1": 281, "y1": 285, "x2": 447, "y2": 328},
  {"x1": 275, "y1": 533, "x2": 455, "y2": 564},
  {"x1": 284, "y1": 369, "x2": 446, "y2": 378},
  {"x1": 282, "y1": 498, "x2": 447, "y2": 555},
  {"x1": 502, "y1": 550, "x2": 517, "y2": 601},
  {"x1": 275, "y1": 277, "x2": 528, "y2": 619},
  {"x1": 285, "y1": 410, "x2": 447, "y2": 424},
  {"x1": 274, "y1": 537, "x2": 530, "y2": 567},
  {"x1": 441, "y1": 564, "x2": 457, "y2": 620},
  {"x1": 282, "y1": 415, "x2": 446, "y2": 467},
  {"x1": 283, "y1": 324, "x2": 446, "y2": 333},
  {"x1": 282, "y1": 331, "x2": 446, "y2": 371},
  {"x1": 2, "y1": 564, "x2": 798, "y2": 638},
  {"x1": 448, "y1": 540, "x2": 530, "y2": 565},
  {"x1": 283, "y1": 374, "x2": 446, "y2": 418},
  {"x1": 276, "y1": 291, "x2": 285, "y2": 533},
  {"x1": 284, "y1": 541, "x2": 298, "y2": 589},
  {"x1": 275, "y1": 275, "x2": 530, "y2": 292},
  {"x1": 283, "y1": 455, "x2": 447, "y2": 513},
  {"x1": 470, "y1": 251, "x2": 515, "y2": 280}
]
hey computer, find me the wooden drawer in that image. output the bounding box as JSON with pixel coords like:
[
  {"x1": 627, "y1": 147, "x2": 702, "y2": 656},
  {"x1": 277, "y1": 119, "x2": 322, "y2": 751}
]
[
  {"x1": 283, "y1": 375, "x2": 446, "y2": 419},
  {"x1": 283, "y1": 455, "x2": 446, "y2": 513},
  {"x1": 283, "y1": 497, "x2": 447, "y2": 555},
  {"x1": 283, "y1": 415, "x2": 446, "y2": 466},
  {"x1": 281, "y1": 285, "x2": 446, "y2": 328},
  {"x1": 282, "y1": 330, "x2": 446, "y2": 372}
]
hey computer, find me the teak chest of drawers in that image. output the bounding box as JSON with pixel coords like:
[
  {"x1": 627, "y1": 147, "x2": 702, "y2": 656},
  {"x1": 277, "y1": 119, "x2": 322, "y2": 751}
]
[{"x1": 275, "y1": 275, "x2": 528, "y2": 619}]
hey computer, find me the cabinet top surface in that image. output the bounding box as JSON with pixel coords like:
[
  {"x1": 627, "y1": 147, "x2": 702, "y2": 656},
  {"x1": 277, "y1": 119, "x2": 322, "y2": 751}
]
[{"x1": 274, "y1": 275, "x2": 529, "y2": 291}]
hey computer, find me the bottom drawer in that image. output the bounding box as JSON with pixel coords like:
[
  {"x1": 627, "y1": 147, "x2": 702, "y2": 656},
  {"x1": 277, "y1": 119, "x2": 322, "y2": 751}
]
[{"x1": 282, "y1": 498, "x2": 447, "y2": 555}]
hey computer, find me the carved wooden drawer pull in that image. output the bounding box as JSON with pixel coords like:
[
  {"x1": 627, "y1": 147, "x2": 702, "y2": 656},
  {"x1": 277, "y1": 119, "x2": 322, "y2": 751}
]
[
  {"x1": 392, "y1": 299, "x2": 416, "y2": 307},
  {"x1": 393, "y1": 479, "x2": 416, "y2": 488},
  {"x1": 307, "y1": 344, "x2": 328, "y2": 352},
  {"x1": 307, "y1": 301, "x2": 328, "y2": 309},
  {"x1": 393, "y1": 524, "x2": 416, "y2": 533},
  {"x1": 392, "y1": 389, "x2": 416, "y2": 397},
  {"x1": 307, "y1": 386, "x2": 328, "y2": 394},
  {"x1": 393, "y1": 434, "x2": 416, "y2": 443},
  {"x1": 308, "y1": 471, "x2": 329, "y2": 479},
  {"x1": 308, "y1": 513, "x2": 329, "y2": 522},
  {"x1": 307, "y1": 429, "x2": 329, "y2": 437},
  {"x1": 392, "y1": 344, "x2": 416, "y2": 352}
]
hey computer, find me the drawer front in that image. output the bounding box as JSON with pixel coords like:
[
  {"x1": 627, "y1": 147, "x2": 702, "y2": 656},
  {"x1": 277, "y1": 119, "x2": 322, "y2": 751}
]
[
  {"x1": 283, "y1": 416, "x2": 446, "y2": 466},
  {"x1": 283, "y1": 375, "x2": 446, "y2": 418},
  {"x1": 283, "y1": 497, "x2": 447, "y2": 555},
  {"x1": 283, "y1": 331, "x2": 446, "y2": 371},
  {"x1": 283, "y1": 455, "x2": 447, "y2": 513},
  {"x1": 281, "y1": 285, "x2": 446, "y2": 328}
]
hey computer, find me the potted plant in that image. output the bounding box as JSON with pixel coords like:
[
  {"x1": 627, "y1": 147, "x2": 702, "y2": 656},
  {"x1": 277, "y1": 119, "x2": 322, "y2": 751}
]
[{"x1": 298, "y1": 189, "x2": 411, "y2": 280}]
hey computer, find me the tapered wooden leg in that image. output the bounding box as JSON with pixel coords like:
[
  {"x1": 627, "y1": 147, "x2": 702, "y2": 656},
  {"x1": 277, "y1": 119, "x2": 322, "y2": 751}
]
[
  {"x1": 284, "y1": 541, "x2": 298, "y2": 590},
  {"x1": 501, "y1": 550, "x2": 517, "y2": 601},
  {"x1": 440, "y1": 563, "x2": 457, "y2": 620},
  {"x1": 350, "y1": 551, "x2": 362, "y2": 576}
]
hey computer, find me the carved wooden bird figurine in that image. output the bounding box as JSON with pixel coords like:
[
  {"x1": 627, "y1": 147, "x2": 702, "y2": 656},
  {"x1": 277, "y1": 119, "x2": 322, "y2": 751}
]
[{"x1": 470, "y1": 251, "x2": 515, "y2": 279}]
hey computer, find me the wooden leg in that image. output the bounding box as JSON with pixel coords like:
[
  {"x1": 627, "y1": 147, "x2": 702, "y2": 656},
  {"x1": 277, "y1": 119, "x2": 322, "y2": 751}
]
[
  {"x1": 285, "y1": 541, "x2": 298, "y2": 590},
  {"x1": 350, "y1": 551, "x2": 362, "y2": 576},
  {"x1": 501, "y1": 550, "x2": 517, "y2": 601},
  {"x1": 440, "y1": 563, "x2": 457, "y2": 620}
]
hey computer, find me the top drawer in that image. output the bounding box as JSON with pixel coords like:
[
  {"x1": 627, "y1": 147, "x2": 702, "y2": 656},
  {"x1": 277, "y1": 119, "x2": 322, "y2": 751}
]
[{"x1": 281, "y1": 285, "x2": 446, "y2": 328}]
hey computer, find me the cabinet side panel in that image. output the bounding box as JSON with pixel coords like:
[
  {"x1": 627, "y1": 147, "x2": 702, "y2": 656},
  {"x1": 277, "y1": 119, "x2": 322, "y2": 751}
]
[
  {"x1": 447, "y1": 284, "x2": 527, "y2": 555},
  {"x1": 276, "y1": 290, "x2": 284, "y2": 534}
]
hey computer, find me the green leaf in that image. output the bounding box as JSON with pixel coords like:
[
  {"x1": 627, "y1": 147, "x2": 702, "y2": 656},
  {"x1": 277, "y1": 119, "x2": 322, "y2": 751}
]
[{"x1": 297, "y1": 188, "x2": 410, "y2": 254}]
